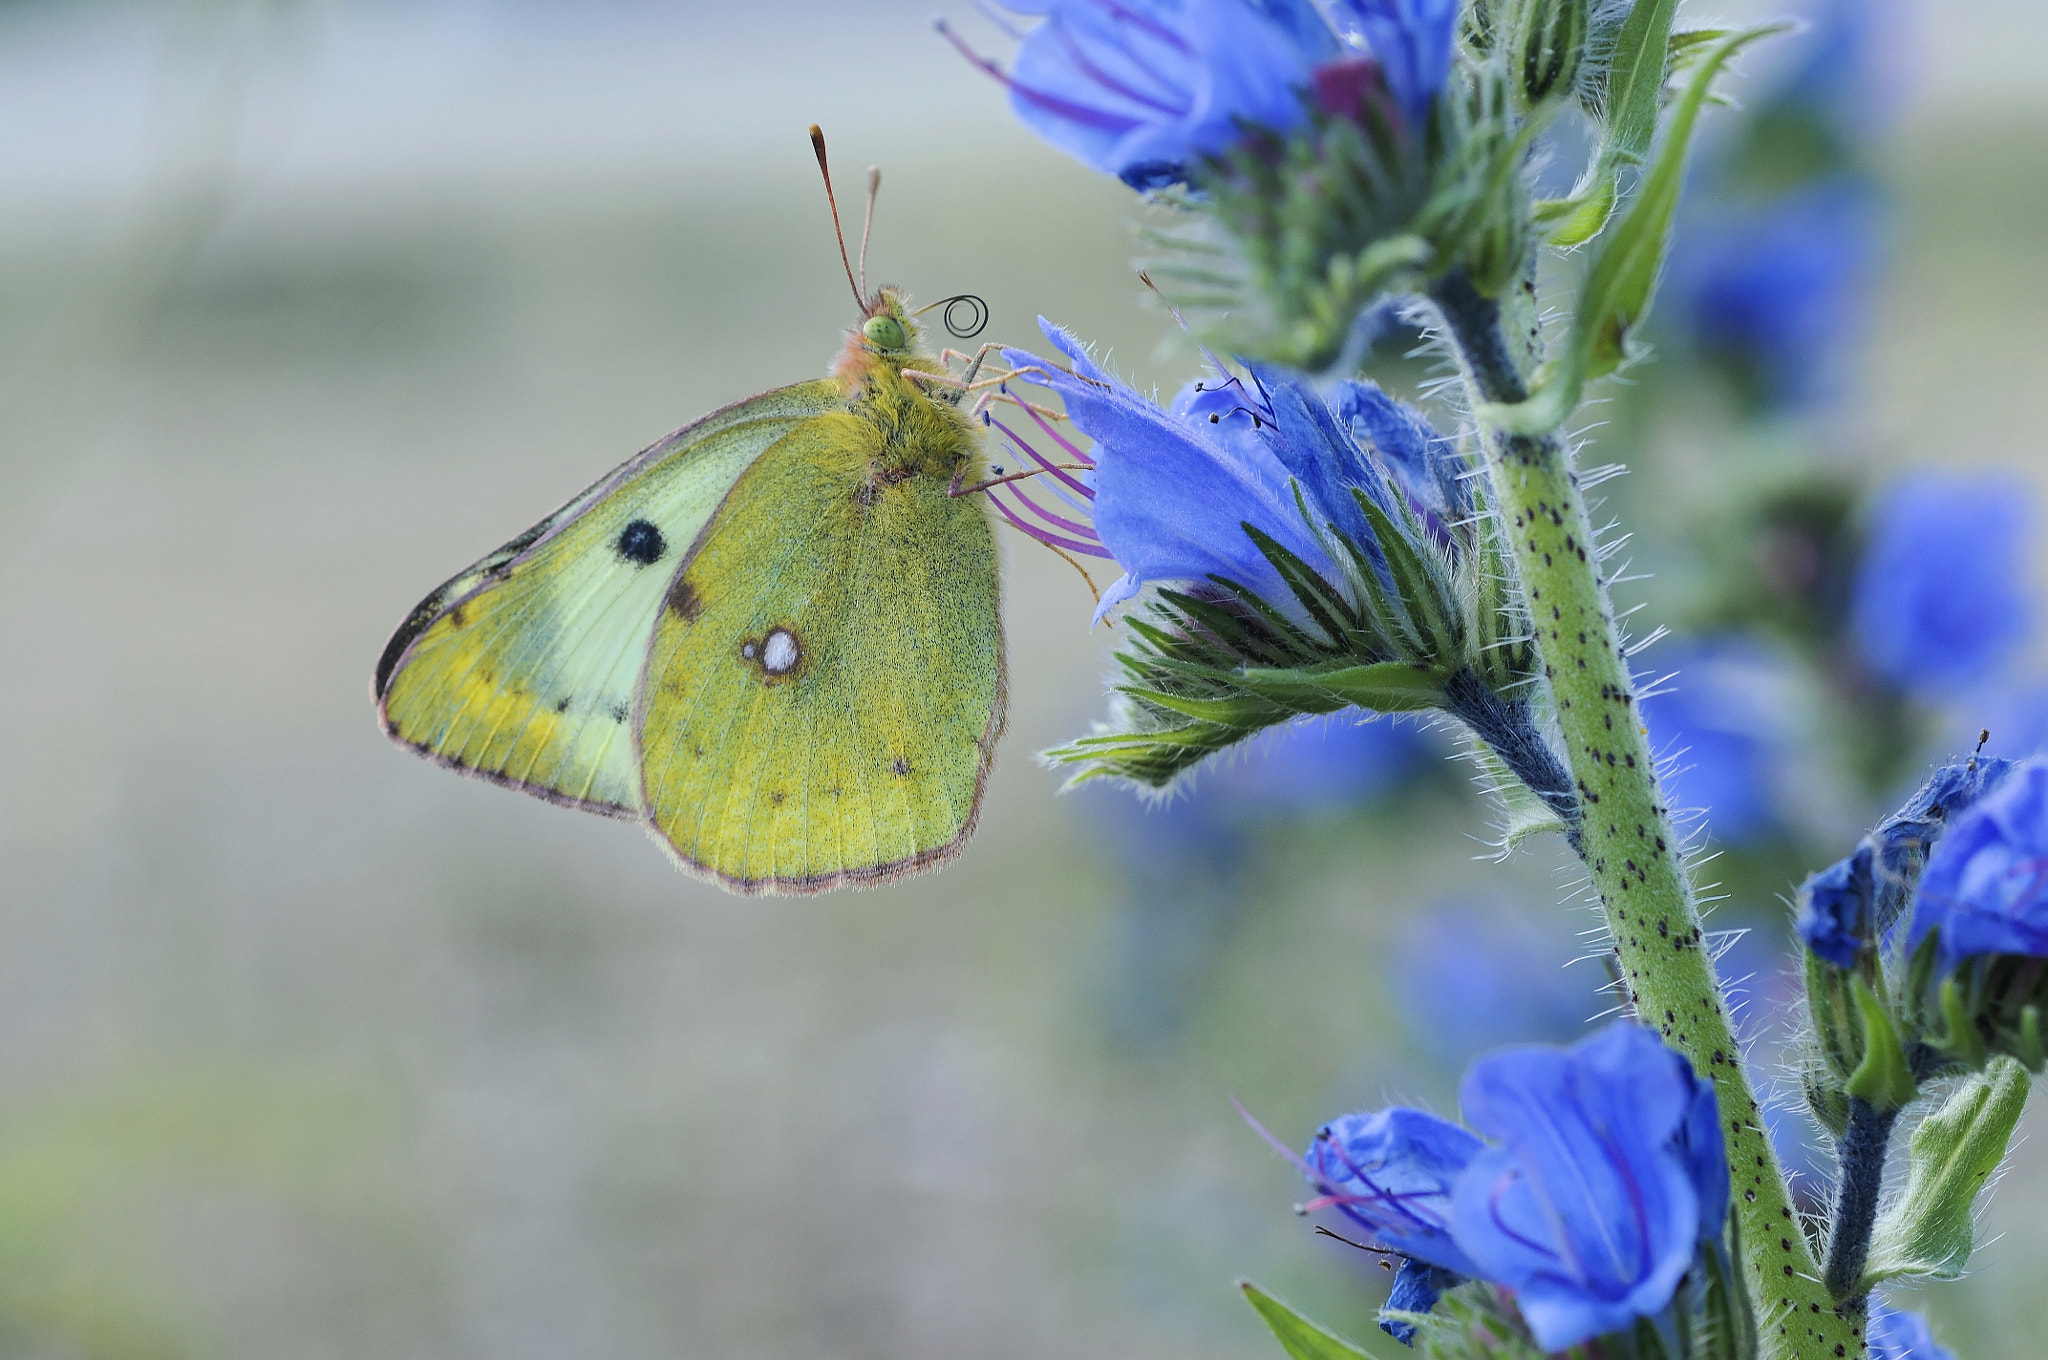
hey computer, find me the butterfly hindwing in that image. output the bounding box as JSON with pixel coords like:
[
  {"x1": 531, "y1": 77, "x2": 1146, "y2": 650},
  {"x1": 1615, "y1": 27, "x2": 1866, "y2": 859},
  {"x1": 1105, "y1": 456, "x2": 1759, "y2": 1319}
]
[
  {"x1": 376, "y1": 379, "x2": 844, "y2": 815},
  {"x1": 636, "y1": 410, "x2": 1006, "y2": 892}
]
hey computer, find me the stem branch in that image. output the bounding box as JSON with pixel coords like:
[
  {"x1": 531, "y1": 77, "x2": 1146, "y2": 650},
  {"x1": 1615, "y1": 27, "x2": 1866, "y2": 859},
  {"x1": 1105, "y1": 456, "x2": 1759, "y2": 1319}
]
[
  {"x1": 1824, "y1": 1097, "x2": 1898, "y2": 1304},
  {"x1": 1430, "y1": 270, "x2": 1863, "y2": 1358}
]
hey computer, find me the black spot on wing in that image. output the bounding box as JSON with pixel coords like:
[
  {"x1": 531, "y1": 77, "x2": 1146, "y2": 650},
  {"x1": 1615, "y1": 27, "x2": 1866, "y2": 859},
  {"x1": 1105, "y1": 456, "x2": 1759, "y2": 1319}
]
[
  {"x1": 554, "y1": 696, "x2": 572, "y2": 714},
  {"x1": 610, "y1": 702, "x2": 630, "y2": 724},
  {"x1": 615, "y1": 518, "x2": 667, "y2": 566}
]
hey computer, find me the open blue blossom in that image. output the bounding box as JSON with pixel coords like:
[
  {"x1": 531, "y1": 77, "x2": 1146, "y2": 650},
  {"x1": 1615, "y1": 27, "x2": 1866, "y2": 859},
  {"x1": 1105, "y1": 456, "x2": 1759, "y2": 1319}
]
[
  {"x1": 1303, "y1": 1108, "x2": 1484, "y2": 1277},
  {"x1": 1868, "y1": 1297, "x2": 1955, "y2": 1360},
  {"x1": 942, "y1": 0, "x2": 1456, "y2": 189},
  {"x1": 1639, "y1": 637, "x2": 1801, "y2": 844},
  {"x1": 1000, "y1": 320, "x2": 1409, "y2": 623},
  {"x1": 1852, "y1": 473, "x2": 2033, "y2": 697},
  {"x1": 1452, "y1": 1024, "x2": 1726, "y2": 1353},
  {"x1": 1909, "y1": 757, "x2": 2048, "y2": 966},
  {"x1": 1670, "y1": 179, "x2": 1881, "y2": 408},
  {"x1": 1286, "y1": 1025, "x2": 1725, "y2": 1351}
]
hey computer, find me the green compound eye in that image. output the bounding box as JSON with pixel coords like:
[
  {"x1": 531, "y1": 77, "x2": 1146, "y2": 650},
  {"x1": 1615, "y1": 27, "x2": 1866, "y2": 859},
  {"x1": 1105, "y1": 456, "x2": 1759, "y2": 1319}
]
[{"x1": 862, "y1": 315, "x2": 907, "y2": 350}]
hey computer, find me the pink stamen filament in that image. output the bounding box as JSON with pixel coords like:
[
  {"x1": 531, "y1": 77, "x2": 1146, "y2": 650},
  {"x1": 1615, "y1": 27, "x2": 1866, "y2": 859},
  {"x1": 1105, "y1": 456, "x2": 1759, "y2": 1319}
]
[{"x1": 987, "y1": 487, "x2": 1113, "y2": 557}]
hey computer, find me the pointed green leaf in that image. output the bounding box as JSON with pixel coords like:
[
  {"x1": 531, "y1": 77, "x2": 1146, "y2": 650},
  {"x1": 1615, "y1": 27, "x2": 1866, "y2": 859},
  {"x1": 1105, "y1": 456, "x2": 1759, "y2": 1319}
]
[
  {"x1": 1844, "y1": 974, "x2": 1919, "y2": 1111},
  {"x1": 1601, "y1": 0, "x2": 1680, "y2": 165},
  {"x1": 1237, "y1": 662, "x2": 1448, "y2": 712},
  {"x1": 1866, "y1": 1057, "x2": 2031, "y2": 1286},
  {"x1": 1238, "y1": 1281, "x2": 1375, "y2": 1360},
  {"x1": 1117, "y1": 687, "x2": 1289, "y2": 725},
  {"x1": 1535, "y1": 171, "x2": 1618, "y2": 246}
]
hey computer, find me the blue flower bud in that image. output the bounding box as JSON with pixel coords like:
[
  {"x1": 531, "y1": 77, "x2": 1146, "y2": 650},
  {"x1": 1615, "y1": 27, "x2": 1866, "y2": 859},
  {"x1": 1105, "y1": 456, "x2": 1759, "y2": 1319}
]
[
  {"x1": 1797, "y1": 843, "x2": 1877, "y2": 969},
  {"x1": 1851, "y1": 473, "x2": 2033, "y2": 698}
]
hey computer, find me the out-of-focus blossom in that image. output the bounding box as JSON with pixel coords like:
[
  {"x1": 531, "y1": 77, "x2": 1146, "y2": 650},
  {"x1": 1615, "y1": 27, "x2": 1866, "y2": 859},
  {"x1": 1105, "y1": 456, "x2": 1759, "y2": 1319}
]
[
  {"x1": 998, "y1": 320, "x2": 1418, "y2": 624},
  {"x1": 1868, "y1": 1297, "x2": 1956, "y2": 1360},
  {"x1": 1389, "y1": 902, "x2": 1590, "y2": 1065},
  {"x1": 1086, "y1": 716, "x2": 1430, "y2": 1047},
  {"x1": 1452, "y1": 1024, "x2": 1726, "y2": 1352},
  {"x1": 1669, "y1": 179, "x2": 1881, "y2": 407},
  {"x1": 942, "y1": 0, "x2": 1456, "y2": 190},
  {"x1": 1640, "y1": 637, "x2": 1801, "y2": 844},
  {"x1": 1909, "y1": 757, "x2": 2048, "y2": 966},
  {"x1": 1852, "y1": 474, "x2": 2032, "y2": 697},
  {"x1": 1290, "y1": 1024, "x2": 1725, "y2": 1351}
]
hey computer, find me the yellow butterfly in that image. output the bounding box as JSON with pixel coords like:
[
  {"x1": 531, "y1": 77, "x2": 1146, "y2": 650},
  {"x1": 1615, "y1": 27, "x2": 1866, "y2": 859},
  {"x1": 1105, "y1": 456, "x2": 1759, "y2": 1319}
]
[{"x1": 375, "y1": 130, "x2": 1010, "y2": 896}]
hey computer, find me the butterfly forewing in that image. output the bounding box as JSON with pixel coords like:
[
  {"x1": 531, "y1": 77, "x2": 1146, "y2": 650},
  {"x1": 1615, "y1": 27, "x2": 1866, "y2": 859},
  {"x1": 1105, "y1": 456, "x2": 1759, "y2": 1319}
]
[
  {"x1": 636, "y1": 412, "x2": 1006, "y2": 893},
  {"x1": 377, "y1": 379, "x2": 843, "y2": 814}
]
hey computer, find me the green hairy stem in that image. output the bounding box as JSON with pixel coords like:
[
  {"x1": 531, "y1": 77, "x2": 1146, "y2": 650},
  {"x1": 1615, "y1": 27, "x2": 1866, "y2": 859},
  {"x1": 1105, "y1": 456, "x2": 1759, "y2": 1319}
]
[{"x1": 1430, "y1": 272, "x2": 1864, "y2": 1359}]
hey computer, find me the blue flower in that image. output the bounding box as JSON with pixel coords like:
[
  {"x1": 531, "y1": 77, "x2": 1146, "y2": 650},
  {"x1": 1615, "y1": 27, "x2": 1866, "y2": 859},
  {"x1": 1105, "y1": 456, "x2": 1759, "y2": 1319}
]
[
  {"x1": 1302, "y1": 1108, "x2": 1484, "y2": 1277},
  {"x1": 1639, "y1": 637, "x2": 1800, "y2": 844},
  {"x1": 1390, "y1": 902, "x2": 1590, "y2": 1065},
  {"x1": 942, "y1": 0, "x2": 1456, "y2": 190},
  {"x1": 1000, "y1": 320, "x2": 1407, "y2": 624},
  {"x1": 1287, "y1": 1024, "x2": 1726, "y2": 1352},
  {"x1": 1851, "y1": 473, "x2": 2033, "y2": 697},
  {"x1": 1670, "y1": 178, "x2": 1882, "y2": 408},
  {"x1": 1797, "y1": 843, "x2": 1876, "y2": 968},
  {"x1": 1800, "y1": 755, "x2": 2018, "y2": 967},
  {"x1": 1451, "y1": 1024, "x2": 1725, "y2": 1353},
  {"x1": 1909, "y1": 756, "x2": 2048, "y2": 966},
  {"x1": 1868, "y1": 1297, "x2": 1955, "y2": 1360},
  {"x1": 1323, "y1": 0, "x2": 1460, "y2": 131}
]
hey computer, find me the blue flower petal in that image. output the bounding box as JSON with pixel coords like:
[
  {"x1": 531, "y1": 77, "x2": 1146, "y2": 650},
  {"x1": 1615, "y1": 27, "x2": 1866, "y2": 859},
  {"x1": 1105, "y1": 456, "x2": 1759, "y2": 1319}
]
[
  {"x1": 1451, "y1": 1024, "x2": 1702, "y2": 1353},
  {"x1": 1911, "y1": 757, "x2": 2048, "y2": 965},
  {"x1": 1304, "y1": 1107, "x2": 1484, "y2": 1277},
  {"x1": 1324, "y1": 0, "x2": 1459, "y2": 129}
]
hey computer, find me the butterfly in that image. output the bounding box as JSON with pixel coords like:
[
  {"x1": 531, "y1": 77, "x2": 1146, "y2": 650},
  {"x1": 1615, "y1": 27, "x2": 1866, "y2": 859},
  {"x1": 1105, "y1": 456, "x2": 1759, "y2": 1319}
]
[{"x1": 375, "y1": 129, "x2": 1016, "y2": 895}]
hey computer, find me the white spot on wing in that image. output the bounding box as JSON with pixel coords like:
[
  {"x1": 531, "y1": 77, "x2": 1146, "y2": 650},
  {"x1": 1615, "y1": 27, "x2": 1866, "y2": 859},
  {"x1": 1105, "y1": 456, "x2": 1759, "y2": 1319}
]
[{"x1": 762, "y1": 629, "x2": 800, "y2": 675}]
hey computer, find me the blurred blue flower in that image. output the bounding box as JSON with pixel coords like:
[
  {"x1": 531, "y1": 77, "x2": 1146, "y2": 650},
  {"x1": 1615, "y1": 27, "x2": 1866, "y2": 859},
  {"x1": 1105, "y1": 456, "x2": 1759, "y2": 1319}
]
[
  {"x1": 1909, "y1": 756, "x2": 2048, "y2": 967},
  {"x1": 1390, "y1": 902, "x2": 1590, "y2": 1065},
  {"x1": 1852, "y1": 473, "x2": 2033, "y2": 697},
  {"x1": 1087, "y1": 716, "x2": 1429, "y2": 1047},
  {"x1": 1868, "y1": 1297, "x2": 1955, "y2": 1360},
  {"x1": 1640, "y1": 637, "x2": 1800, "y2": 844},
  {"x1": 1002, "y1": 320, "x2": 1407, "y2": 624},
  {"x1": 1670, "y1": 178, "x2": 1881, "y2": 408},
  {"x1": 1322, "y1": 0, "x2": 1459, "y2": 130},
  {"x1": 1291, "y1": 1024, "x2": 1724, "y2": 1351},
  {"x1": 1452, "y1": 1024, "x2": 1725, "y2": 1352},
  {"x1": 942, "y1": 0, "x2": 1455, "y2": 190},
  {"x1": 1771, "y1": 0, "x2": 1899, "y2": 140}
]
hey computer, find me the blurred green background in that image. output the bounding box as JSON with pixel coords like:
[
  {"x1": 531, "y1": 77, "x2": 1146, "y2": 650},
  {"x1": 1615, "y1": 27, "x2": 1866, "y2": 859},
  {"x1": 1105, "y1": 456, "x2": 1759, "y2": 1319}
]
[{"x1": 2, "y1": 1, "x2": 2046, "y2": 1357}]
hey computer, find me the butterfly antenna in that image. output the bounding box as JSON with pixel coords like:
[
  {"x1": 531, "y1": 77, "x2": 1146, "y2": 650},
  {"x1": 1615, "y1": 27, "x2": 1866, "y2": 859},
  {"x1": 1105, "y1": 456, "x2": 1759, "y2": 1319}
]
[
  {"x1": 858, "y1": 165, "x2": 881, "y2": 302},
  {"x1": 808, "y1": 125, "x2": 865, "y2": 313}
]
